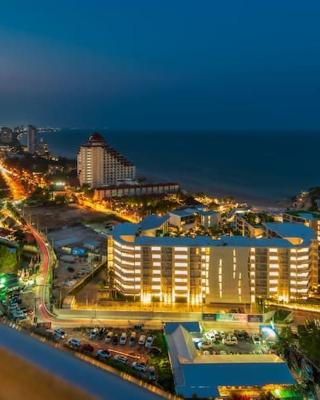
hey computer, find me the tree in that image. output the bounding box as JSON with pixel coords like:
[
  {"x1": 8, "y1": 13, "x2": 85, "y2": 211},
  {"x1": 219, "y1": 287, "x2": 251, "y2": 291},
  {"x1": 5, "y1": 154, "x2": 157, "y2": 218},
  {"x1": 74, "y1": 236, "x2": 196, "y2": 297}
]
[{"x1": 0, "y1": 246, "x2": 18, "y2": 273}]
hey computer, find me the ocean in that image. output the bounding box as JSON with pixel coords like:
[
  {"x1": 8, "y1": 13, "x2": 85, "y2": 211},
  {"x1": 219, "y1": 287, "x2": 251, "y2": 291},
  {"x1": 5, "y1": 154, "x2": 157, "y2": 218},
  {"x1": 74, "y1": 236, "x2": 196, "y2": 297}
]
[{"x1": 39, "y1": 129, "x2": 320, "y2": 207}]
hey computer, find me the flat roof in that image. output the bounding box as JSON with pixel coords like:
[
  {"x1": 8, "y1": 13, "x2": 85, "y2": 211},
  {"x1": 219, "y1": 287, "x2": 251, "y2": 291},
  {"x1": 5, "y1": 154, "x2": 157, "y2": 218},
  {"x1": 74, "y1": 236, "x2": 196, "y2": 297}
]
[
  {"x1": 164, "y1": 321, "x2": 201, "y2": 335},
  {"x1": 169, "y1": 208, "x2": 198, "y2": 218},
  {"x1": 285, "y1": 210, "x2": 320, "y2": 220},
  {"x1": 139, "y1": 214, "x2": 169, "y2": 231},
  {"x1": 112, "y1": 217, "x2": 314, "y2": 248},
  {"x1": 191, "y1": 353, "x2": 286, "y2": 364},
  {"x1": 264, "y1": 222, "x2": 315, "y2": 244}
]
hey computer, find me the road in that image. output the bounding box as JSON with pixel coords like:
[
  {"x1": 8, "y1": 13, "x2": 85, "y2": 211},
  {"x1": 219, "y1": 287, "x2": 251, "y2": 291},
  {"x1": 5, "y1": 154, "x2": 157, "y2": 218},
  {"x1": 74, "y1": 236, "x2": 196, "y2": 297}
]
[{"x1": 28, "y1": 223, "x2": 54, "y2": 322}]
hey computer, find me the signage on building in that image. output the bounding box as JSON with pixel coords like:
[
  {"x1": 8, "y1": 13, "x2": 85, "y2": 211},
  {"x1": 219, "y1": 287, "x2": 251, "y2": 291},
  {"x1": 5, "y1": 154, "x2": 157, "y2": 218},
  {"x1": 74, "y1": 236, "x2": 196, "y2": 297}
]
[
  {"x1": 202, "y1": 313, "x2": 217, "y2": 321},
  {"x1": 202, "y1": 313, "x2": 263, "y2": 323},
  {"x1": 247, "y1": 314, "x2": 263, "y2": 323}
]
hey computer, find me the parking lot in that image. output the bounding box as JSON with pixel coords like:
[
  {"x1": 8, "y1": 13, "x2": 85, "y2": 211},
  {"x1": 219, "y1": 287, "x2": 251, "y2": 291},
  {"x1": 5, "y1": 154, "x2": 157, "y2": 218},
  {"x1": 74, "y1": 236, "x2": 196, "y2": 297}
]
[
  {"x1": 32, "y1": 325, "x2": 167, "y2": 385},
  {"x1": 194, "y1": 328, "x2": 276, "y2": 355}
]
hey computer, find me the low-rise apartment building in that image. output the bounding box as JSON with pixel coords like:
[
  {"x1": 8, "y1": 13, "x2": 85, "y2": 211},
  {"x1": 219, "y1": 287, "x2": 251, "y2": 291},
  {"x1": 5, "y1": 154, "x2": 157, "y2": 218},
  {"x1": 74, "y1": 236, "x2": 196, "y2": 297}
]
[{"x1": 94, "y1": 182, "x2": 179, "y2": 200}]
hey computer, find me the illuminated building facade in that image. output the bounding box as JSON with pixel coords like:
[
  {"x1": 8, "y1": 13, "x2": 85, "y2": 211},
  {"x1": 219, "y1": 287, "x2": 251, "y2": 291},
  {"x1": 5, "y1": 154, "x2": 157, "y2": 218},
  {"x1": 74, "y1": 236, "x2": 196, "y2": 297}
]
[
  {"x1": 108, "y1": 218, "x2": 318, "y2": 305},
  {"x1": 27, "y1": 125, "x2": 37, "y2": 154},
  {"x1": 77, "y1": 133, "x2": 136, "y2": 188}
]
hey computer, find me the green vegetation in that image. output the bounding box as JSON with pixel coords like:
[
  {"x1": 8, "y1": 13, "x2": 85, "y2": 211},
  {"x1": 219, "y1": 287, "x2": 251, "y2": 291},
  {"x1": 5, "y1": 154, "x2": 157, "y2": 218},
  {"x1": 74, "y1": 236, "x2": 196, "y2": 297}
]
[
  {"x1": 148, "y1": 332, "x2": 175, "y2": 392},
  {"x1": 243, "y1": 212, "x2": 274, "y2": 226},
  {"x1": 0, "y1": 246, "x2": 18, "y2": 273},
  {"x1": 106, "y1": 192, "x2": 187, "y2": 217},
  {"x1": 297, "y1": 320, "x2": 320, "y2": 365}
]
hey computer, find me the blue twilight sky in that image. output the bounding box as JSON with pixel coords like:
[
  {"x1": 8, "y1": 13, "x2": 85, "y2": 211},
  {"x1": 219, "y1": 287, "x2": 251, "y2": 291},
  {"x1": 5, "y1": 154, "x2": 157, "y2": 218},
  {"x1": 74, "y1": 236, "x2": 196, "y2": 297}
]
[{"x1": 0, "y1": 0, "x2": 320, "y2": 130}]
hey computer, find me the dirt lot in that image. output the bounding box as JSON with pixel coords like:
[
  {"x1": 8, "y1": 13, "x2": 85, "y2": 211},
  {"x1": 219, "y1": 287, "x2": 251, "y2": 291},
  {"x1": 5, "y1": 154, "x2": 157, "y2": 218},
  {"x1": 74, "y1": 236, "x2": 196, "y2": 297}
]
[{"x1": 24, "y1": 204, "x2": 121, "y2": 230}]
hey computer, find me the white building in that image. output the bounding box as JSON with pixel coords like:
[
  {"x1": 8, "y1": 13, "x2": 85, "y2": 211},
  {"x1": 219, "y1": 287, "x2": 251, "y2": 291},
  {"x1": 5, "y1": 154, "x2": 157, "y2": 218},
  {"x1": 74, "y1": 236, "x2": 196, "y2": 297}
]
[
  {"x1": 198, "y1": 209, "x2": 221, "y2": 228},
  {"x1": 77, "y1": 133, "x2": 136, "y2": 188},
  {"x1": 108, "y1": 217, "x2": 318, "y2": 305}
]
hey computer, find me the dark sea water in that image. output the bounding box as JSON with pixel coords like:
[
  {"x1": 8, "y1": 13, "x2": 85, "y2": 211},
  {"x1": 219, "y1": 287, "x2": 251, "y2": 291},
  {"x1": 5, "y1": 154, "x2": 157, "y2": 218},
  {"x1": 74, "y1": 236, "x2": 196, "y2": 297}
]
[{"x1": 40, "y1": 129, "x2": 320, "y2": 207}]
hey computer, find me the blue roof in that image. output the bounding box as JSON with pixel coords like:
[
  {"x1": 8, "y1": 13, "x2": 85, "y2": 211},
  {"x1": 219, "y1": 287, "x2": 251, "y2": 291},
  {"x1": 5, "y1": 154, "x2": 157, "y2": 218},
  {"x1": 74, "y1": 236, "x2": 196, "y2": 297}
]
[
  {"x1": 139, "y1": 214, "x2": 169, "y2": 231},
  {"x1": 169, "y1": 208, "x2": 196, "y2": 217},
  {"x1": 197, "y1": 209, "x2": 218, "y2": 217},
  {"x1": 264, "y1": 222, "x2": 315, "y2": 245},
  {"x1": 166, "y1": 324, "x2": 295, "y2": 398},
  {"x1": 112, "y1": 218, "x2": 313, "y2": 249},
  {"x1": 286, "y1": 210, "x2": 320, "y2": 221},
  {"x1": 178, "y1": 362, "x2": 295, "y2": 398},
  {"x1": 164, "y1": 322, "x2": 201, "y2": 335}
]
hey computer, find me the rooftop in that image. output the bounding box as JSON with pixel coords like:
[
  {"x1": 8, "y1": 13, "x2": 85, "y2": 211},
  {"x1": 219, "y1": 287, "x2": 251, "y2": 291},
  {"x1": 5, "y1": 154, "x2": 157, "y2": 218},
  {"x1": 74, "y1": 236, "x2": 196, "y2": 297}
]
[
  {"x1": 169, "y1": 208, "x2": 197, "y2": 218},
  {"x1": 285, "y1": 210, "x2": 320, "y2": 220},
  {"x1": 139, "y1": 214, "x2": 169, "y2": 231},
  {"x1": 112, "y1": 219, "x2": 311, "y2": 248},
  {"x1": 264, "y1": 222, "x2": 315, "y2": 245}
]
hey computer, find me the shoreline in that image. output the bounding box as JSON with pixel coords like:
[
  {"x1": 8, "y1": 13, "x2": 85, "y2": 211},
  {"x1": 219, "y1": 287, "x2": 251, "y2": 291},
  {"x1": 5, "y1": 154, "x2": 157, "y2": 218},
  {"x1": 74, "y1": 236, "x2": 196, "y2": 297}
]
[{"x1": 41, "y1": 130, "x2": 302, "y2": 211}]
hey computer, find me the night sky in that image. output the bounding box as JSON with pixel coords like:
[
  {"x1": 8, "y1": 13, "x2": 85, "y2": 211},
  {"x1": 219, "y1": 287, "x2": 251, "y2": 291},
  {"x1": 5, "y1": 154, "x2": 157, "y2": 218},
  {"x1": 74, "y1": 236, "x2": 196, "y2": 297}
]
[{"x1": 1, "y1": 0, "x2": 320, "y2": 129}]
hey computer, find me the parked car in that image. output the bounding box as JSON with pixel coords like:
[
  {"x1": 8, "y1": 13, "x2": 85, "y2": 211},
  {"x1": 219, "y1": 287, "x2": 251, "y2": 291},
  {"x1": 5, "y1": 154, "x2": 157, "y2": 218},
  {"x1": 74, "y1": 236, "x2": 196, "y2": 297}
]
[
  {"x1": 89, "y1": 328, "x2": 98, "y2": 340},
  {"x1": 105, "y1": 331, "x2": 113, "y2": 343},
  {"x1": 81, "y1": 343, "x2": 94, "y2": 354},
  {"x1": 132, "y1": 362, "x2": 147, "y2": 372},
  {"x1": 252, "y1": 335, "x2": 261, "y2": 345},
  {"x1": 54, "y1": 328, "x2": 66, "y2": 339},
  {"x1": 97, "y1": 328, "x2": 106, "y2": 339},
  {"x1": 67, "y1": 338, "x2": 81, "y2": 348},
  {"x1": 114, "y1": 354, "x2": 127, "y2": 364},
  {"x1": 199, "y1": 341, "x2": 212, "y2": 350},
  {"x1": 138, "y1": 335, "x2": 146, "y2": 345},
  {"x1": 223, "y1": 335, "x2": 238, "y2": 345},
  {"x1": 12, "y1": 310, "x2": 26, "y2": 320},
  {"x1": 205, "y1": 330, "x2": 217, "y2": 341},
  {"x1": 119, "y1": 332, "x2": 127, "y2": 345},
  {"x1": 112, "y1": 334, "x2": 119, "y2": 345},
  {"x1": 134, "y1": 324, "x2": 144, "y2": 331},
  {"x1": 96, "y1": 349, "x2": 111, "y2": 360},
  {"x1": 129, "y1": 331, "x2": 137, "y2": 346},
  {"x1": 147, "y1": 366, "x2": 156, "y2": 381},
  {"x1": 145, "y1": 336, "x2": 154, "y2": 349}
]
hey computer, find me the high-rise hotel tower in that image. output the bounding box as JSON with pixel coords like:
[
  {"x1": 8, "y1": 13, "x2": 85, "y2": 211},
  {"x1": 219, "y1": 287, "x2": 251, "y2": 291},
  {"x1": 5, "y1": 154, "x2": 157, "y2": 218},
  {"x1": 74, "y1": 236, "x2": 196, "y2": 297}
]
[{"x1": 77, "y1": 133, "x2": 136, "y2": 188}]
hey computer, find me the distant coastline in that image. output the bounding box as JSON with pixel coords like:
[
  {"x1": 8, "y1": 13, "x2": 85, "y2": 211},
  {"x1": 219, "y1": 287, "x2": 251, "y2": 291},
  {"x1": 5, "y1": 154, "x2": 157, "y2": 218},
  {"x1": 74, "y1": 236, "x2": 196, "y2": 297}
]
[{"x1": 39, "y1": 129, "x2": 320, "y2": 208}]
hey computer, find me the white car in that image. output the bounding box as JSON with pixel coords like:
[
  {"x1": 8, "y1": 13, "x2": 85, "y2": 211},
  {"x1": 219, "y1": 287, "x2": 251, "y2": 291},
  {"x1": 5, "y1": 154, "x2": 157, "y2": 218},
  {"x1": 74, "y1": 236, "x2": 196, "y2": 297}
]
[
  {"x1": 119, "y1": 332, "x2": 127, "y2": 345},
  {"x1": 67, "y1": 338, "x2": 81, "y2": 348},
  {"x1": 96, "y1": 349, "x2": 111, "y2": 360},
  {"x1": 205, "y1": 330, "x2": 217, "y2": 341},
  {"x1": 223, "y1": 335, "x2": 238, "y2": 345},
  {"x1": 252, "y1": 335, "x2": 261, "y2": 345},
  {"x1": 114, "y1": 354, "x2": 127, "y2": 364},
  {"x1": 199, "y1": 341, "x2": 212, "y2": 350},
  {"x1": 138, "y1": 335, "x2": 146, "y2": 345},
  {"x1": 105, "y1": 331, "x2": 113, "y2": 343},
  {"x1": 132, "y1": 362, "x2": 147, "y2": 372},
  {"x1": 145, "y1": 336, "x2": 154, "y2": 348}
]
